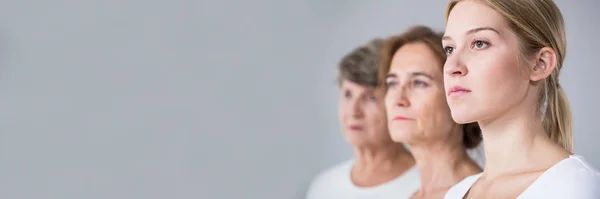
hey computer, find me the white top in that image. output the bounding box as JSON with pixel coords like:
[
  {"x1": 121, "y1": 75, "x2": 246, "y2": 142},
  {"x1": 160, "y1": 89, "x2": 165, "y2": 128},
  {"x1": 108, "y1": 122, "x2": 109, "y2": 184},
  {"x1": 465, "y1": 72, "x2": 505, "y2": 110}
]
[
  {"x1": 306, "y1": 159, "x2": 420, "y2": 199},
  {"x1": 444, "y1": 155, "x2": 600, "y2": 199}
]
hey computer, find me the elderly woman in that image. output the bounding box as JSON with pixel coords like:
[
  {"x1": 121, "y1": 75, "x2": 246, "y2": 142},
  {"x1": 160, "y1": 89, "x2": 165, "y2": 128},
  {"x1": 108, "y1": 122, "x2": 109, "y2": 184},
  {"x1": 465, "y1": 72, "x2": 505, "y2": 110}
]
[
  {"x1": 380, "y1": 26, "x2": 483, "y2": 199},
  {"x1": 306, "y1": 39, "x2": 419, "y2": 199}
]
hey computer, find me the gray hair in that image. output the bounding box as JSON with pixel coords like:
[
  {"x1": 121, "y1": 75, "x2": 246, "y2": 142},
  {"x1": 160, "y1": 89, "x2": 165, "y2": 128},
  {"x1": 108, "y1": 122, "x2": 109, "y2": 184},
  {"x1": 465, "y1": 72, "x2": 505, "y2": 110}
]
[{"x1": 337, "y1": 38, "x2": 384, "y2": 88}]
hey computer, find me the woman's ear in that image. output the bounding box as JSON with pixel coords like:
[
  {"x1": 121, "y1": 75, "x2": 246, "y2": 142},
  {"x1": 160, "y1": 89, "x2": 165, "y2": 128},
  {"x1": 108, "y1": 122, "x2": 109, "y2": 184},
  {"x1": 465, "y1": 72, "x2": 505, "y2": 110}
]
[{"x1": 530, "y1": 47, "x2": 557, "y2": 81}]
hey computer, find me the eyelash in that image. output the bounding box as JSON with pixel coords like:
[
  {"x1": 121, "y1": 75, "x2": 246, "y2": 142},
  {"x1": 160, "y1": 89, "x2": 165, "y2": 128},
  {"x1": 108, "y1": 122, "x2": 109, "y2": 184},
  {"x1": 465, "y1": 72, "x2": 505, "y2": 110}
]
[{"x1": 443, "y1": 39, "x2": 491, "y2": 55}]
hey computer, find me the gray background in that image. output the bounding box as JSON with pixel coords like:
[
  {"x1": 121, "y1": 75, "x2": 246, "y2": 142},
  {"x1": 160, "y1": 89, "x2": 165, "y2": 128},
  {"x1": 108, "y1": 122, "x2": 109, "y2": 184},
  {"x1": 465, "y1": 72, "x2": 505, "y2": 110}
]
[{"x1": 0, "y1": 0, "x2": 597, "y2": 198}]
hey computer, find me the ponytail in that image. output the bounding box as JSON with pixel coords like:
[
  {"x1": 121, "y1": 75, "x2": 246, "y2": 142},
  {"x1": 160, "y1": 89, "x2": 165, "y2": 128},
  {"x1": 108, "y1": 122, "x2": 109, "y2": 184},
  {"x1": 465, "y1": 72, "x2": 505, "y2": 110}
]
[{"x1": 542, "y1": 75, "x2": 573, "y2": 152}]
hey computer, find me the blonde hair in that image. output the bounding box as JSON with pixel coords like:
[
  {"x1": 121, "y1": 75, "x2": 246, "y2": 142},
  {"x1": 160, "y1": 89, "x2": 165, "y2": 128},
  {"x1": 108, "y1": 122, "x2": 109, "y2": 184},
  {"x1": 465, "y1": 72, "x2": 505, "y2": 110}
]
[{"x1": 446, "y1": 0, "x2": 573, "y2": 152}]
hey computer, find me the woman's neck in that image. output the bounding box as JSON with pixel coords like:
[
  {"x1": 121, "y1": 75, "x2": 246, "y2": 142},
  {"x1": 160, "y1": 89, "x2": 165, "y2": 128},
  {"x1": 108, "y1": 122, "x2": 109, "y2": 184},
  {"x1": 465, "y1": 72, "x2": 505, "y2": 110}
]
[
  {"x1": 410, "y1": 127, "x2": 482, "y2": 197},
  {"x1": 353, "y1": 143, "x2": 414, "y2": 173},
  {"x1": 478, "y1": 101, "x2": 570, "y2": 179},
  {"x1": 351, "y1": 142, "x2": 415, "y2": 187}
]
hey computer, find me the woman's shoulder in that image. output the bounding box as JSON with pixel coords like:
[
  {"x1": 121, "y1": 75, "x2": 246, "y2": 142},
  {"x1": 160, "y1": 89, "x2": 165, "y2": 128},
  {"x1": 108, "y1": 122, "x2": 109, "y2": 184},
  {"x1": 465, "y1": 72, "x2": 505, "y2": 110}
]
[
  {"x1": 443, "y1": 173, "x2": 483, "y2": 199},
  {"x1": 545, "y1": 154, "x2": 600, "y2": 181},
  {"x1": 306, "y1": 160, "x2": 353, "y2": 191},
  {"x1": 521, "y1": 155, "x2": 600, "y2": 198},
  {"x1": 310, "y1": 160, "x2": 353, "y2": 183}
]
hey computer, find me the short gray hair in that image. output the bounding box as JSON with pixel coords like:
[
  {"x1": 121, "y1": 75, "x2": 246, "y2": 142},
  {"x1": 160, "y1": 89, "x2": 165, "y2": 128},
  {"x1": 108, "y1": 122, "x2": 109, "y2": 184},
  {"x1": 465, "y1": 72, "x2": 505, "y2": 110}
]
[{"x1": 337, "y1": 38, "x2": 384, "y2": 88}]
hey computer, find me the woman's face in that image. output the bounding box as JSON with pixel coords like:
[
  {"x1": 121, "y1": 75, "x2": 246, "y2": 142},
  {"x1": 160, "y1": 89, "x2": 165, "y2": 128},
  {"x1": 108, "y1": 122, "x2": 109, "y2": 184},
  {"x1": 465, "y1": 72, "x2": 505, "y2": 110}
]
[
  {"x1": 384, "y1": 42, "x2": 457, "y2": 145},
  {"x1": 442, "y1": 0, "x2": 531, "y2": 124},
  {"x1": 338, "y1": 80, "x2": 392, "y2": 147}
]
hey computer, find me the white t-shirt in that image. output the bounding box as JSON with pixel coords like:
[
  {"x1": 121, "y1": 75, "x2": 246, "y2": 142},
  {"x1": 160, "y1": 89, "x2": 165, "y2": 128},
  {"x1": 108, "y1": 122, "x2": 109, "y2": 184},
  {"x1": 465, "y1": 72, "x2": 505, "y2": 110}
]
[
  {"x1": 306, "y1": 159, "x2": 420, "y2": 199},
  {"x1": 444, "y1": 155, "x2": 600, "y2": 199}
]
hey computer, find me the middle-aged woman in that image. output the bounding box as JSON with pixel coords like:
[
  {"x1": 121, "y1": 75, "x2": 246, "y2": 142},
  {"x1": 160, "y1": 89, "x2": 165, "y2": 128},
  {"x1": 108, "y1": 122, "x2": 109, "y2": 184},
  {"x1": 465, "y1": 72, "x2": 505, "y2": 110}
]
[{"x1": 380, "y1": 25, "x2": 483, "y2": 199}]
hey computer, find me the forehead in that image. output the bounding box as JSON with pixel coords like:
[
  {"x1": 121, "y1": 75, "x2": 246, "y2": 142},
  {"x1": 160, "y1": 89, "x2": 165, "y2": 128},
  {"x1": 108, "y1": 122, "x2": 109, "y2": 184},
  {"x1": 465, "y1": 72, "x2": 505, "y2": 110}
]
[
  {"x1": 445, "y1": 0, "x2": 507, "y2": 38},
  {"x1": 340, "y1": 80, "x2": 387, "y2": 95},
  {"x1": 389, "y1": 42, "x2": 442, "y2": 77},
  {"x1": 340, "y1": 80, "x2": 370, "y2": 92}
]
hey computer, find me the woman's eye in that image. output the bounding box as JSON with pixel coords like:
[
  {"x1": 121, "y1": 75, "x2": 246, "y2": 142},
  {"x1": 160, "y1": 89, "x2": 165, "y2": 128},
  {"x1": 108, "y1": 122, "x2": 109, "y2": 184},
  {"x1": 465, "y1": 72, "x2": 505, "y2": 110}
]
[
  {"x1": 368, "y1": 95, "x2": 377, "y2": 101},
  {"x1": 471, "y1": 40, "x2": 489, "y2": 49},
  {"x1": 443, "y1": 46, "x2": 454, "y2": 55},
  {"x1": 386, "y1": 81, "x2": 397, "y2": 88},
  {"x1": 413, "y1": 80, "x2": 428, "y2": 87},
  {"x1": 344, "y1": 90, "x2": 351, "y2": 98}
]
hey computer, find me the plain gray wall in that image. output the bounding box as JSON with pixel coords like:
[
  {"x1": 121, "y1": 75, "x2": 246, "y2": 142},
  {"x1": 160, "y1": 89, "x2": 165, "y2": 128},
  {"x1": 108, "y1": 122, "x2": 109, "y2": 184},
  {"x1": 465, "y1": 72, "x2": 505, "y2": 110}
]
[{"x1": 0, "y1": 0, "x2": 597, "y2": 198}]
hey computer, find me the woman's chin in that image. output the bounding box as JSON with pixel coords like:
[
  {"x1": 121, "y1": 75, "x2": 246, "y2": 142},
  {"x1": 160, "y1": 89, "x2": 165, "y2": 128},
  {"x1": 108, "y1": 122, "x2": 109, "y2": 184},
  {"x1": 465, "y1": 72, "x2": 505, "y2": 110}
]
[
  {"x1": 389, "y1": 132, "x2": 412, "y2": 144},
  {"x1": 450, "y1": 111, "x2": 478, "y2": 124}
]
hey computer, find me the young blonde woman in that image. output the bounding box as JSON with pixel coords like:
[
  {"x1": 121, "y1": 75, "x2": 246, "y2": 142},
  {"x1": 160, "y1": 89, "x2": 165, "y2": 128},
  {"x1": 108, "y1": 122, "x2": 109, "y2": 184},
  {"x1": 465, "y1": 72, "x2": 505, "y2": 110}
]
[{"x1": 441, "y1": 0, "x2": 600, "y2": 198}]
